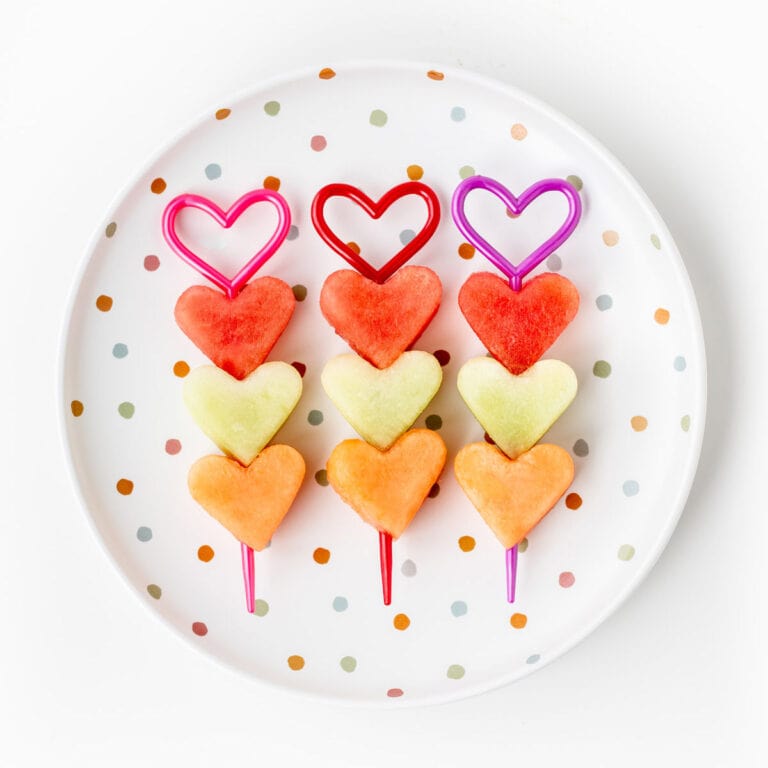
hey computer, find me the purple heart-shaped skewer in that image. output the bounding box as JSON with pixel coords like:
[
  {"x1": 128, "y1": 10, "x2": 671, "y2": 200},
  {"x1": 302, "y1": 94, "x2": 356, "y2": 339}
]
[{"x1": 451, "y1": 176, "x2": 582, "y2": 290}]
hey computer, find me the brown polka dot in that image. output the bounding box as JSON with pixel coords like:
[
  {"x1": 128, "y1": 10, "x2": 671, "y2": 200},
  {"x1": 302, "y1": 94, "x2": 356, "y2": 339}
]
[
  {"x1": 313, "y1": 547, "x2": 331, "y2": 564},
  {"x1": 631, "y1": 416, "x2": 648, "y2": 432},
  {"x1": 291, "y1": 361, "x2": 306, "y2": 377},
  {"x1": 96, "y1": 294, "x2": 113, "y2": 312},
  {"x1": 198, "y1": 545, "x2": 215, "y2": 562},
  {"x1": 192, "y1": 622, "x2": 208, "y2": 636},
  {"x1": 602, "y1": 230, "x2": 619, "y2": 246},
  {"x1": 318, "y1": 67, "x2": 336, "y2": 79},
  {"x1": 510, "y1": 612, "x2": 527, "y2": 629},
  {"x1": 483, "y1": 432, "x2": 495, "y2": 445},
  {"x1": 510, "y1": 123, "x2": 528, "y2": 140},
  {"x1": 70, "y1": 400, "x2": 84, "y2": 417},
  {"x1": 458, "y1": 242, "x2": 475, "y2": 259},
  {"x1": 518, "y1": 537, "x2": 528, "y2": 552},
  {"x1": 458, "y1": 535, "x2": 475, "y2": 552},
  {"x1": 215, "y1": 108, "x2": 231, "y2": 120},
  {"x1": 407, "y1": 164, "x2": 424, "y2": 180},
  {"x1": 393, "y1": 613, "x2": 410, "y2": 630},
  {"x1": 427, "y1": 70, "x2": 444, "y2": 81},
  {"x1": 116, "y1": 478, "x2": 134, "y2": 496},
  {"x1": 173, "y1": 360, "x2": 190, "y2": 377},
  {"x1": 143, "y1": 255, "x2": 160, "y2": 271},
  {"x1": 565, "y1": 493, "x2": 582, "y2": 510},
  {"x1": 263, "y1": 175, "x2": 280, "y2": 191},
  {"x1": 105, "y1": 222, "x2": 117, "y2": 238},
  {"x1": 428, "y1": 483, "x2": 440, "y2": 498},
  {"x1": 347, "y1": 241, "x2": 360, "y2": 255},
  {"x1": 150, "y1": 177, "x2": 167, "y2": 194},
  {"x1": 433, "y1": 349, "x2": 450, "y2": 366},
  {"x1": 654, "y1": 308, "x2": 670, "y2": 325},
  {"x1": 287, "y1": 655, "x2": 305, "y2": 670}
]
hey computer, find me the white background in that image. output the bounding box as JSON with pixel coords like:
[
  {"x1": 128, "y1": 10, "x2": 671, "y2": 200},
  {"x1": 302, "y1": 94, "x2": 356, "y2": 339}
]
[{"x1": 1, "y1": 1, "x2": 766, "y2": 765}]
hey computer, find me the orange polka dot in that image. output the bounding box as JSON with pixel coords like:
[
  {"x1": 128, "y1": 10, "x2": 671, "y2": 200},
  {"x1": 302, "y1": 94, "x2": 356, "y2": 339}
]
[
  {"x1": 565, "y1": 493, "x2": 582, "y2": 510},
  {"x1": 173, "y1": 360, "x2": 190, "y2": 377},
  {"x1": 150, "y1": 178, "x2": 167, "y2": 194},
  {"x1": 215, "y1": 108, "x2": 231, "y2": 120},
  {"x1": 407, "y1": 164, "x2": 424, "y2": 180},
  {"x1": 347, "y1": 241, "x2": 361, "y2": 255},
  {"x1": 70, "y1": 400, "x2": 84, "y2": 417},
  {"x1": 458, "y1": 535, "x2": 476, "y2": 552},
  {"x1": 602, "y1": 230, "x2": 619, "y2": 246},
  {"x1": 198, "y1": 545, "x2": 215, "y2": 562},
  {"x1": 510, "y1": 612, "x2": 527, "y2": 629},
  {"x1": 393, "y1": 613, "x2": 410, "y2": 630},
  {"x1": 510, "y1": 123, "x2": 528, "y2": 140},
  {"x1": 654, "y1": 308, "x2": 670, "y2": 325},
  {"x1": 458, "y1": 242, "x2": 475, "y2": 260},
  {"x1": 287, "y1": 655, "x2": 305, "y2": 670},
  {"x1": 116, "y1": 478, "x2": 134, "y2": 496},
  {"x1": 427, "y1": 70, "x2": 445, "y2": 81},
  {"x1": 96, "y1": 294, "x2": 113, "y2": 312},
  {"x1": 263, "y1": 175, "x2": 280, "y2": 191},
  {"x1": 318, "y1": 67, "x2": 336, "y2": 79},
  {"x1": 631, "y1": 416, "x2": 648, "y2": 432},
  {"x1": 313, "y1": 547, "x2": 331, "y2": 564}
]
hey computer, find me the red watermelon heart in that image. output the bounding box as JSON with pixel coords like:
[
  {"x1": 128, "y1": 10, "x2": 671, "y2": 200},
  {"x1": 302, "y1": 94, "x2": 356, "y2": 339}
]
[
  {"x1": 459, "y1": 272, "x2": 579, "y2": 374},
  {"x1": 320, "y1": 266, "x2": 442, "y2": 369},
  {"x1": 174, "y1": 277, "x2": 295, "y2": 379}
]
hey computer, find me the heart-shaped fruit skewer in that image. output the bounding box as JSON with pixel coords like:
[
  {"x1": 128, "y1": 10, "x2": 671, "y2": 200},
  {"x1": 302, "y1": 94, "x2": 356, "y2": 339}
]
[
  {"x1": 162, "y1": 188, "x2": 302, "y2": 613},
  {"x1": 312, "y1": 181, "x2": 445, "y2": 604},
  {"x1": 451, "y1": 174, "x2": 581, "y2": 601}
]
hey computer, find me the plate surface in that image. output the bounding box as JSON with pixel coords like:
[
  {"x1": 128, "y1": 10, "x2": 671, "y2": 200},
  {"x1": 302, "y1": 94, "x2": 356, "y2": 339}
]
[{"x1": 61, "y1": 62, "x2": 705, "y2": 705}]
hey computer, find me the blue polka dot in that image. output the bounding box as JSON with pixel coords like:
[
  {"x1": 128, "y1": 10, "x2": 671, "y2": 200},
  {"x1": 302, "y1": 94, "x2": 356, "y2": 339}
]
[
  {"x1": 205, "y1": 163, "x2": 222, "y2": 180},
  {"x1": 136, "y1": 526, "x2": 152, "y2": 542},
  {"x1": 674, "y1": 355, "x2": 687, "y2": 371},
  {"x1": 526, "y1": 654, "x2": 541, "y2": 665},
  {"x1": 332, "y1": 596, "x2": 348, "y2": 612},
  {"x1": 399, "y1": 229, "x2": 415, "y2": 245},
  {"x1": 596, "y1": 294, "x2": 613, "y2": 311},
  {"x1": 623, "y1": 480, "x2": 640, "y2": 497},
  {"x1": 112, "y1": 343, "x2": 128, "y2": 359},
  {"x1": 450, "y1": 600, "x2": 467, "y2": 617},
  {"x1": 450, "y1": 106, "x2": 466, "y2": 122},
  {"x1": 287, "y1": 225, "x2": 299, "y2": 241}
]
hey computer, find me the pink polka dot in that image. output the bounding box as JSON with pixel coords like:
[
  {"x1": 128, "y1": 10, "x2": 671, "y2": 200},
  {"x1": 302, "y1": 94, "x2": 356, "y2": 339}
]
[
  {"x1": 165, "y1": 439, "x2": 181, "y2": 455},
  {"x1": 144, "y1": 255, "x2": 160, "y2": 271},
  {"x1": 192, "y1": 622, "x2": 208, "y2": 636},
  {"x1": 386, "y1": 688, "x2": 403, "y2": 698},
  {"x1": 310, "y1": 135, "x2": 327, "y2": 151},
  {"x1": 559, "y1": 571, "x2": 575, "y2": 588}
]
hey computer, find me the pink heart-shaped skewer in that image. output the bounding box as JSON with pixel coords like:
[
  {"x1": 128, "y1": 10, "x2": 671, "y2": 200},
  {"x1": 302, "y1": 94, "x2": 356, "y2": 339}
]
[{"x1": 162, "y1": 189, "x2": 292, "y2": 298}]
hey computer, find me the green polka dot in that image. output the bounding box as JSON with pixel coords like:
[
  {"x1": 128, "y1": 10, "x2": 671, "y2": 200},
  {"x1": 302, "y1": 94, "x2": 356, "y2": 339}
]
[
  {"x1": 518, "y1": 537, "x2": 528, "y2": 553},
  {"x1": 674, "y1": 356, "x2": 687, "y2": 371},
  {"x1": 105, "y1": 221, "x2": 117, "y2": 238},
  {"x1": 315, "y1": 469, "x2": 329, "y2": 486},
  {"x1": 681, "y1": 415, "x2": 691, "y2": 432},
  {"x1": 618, "y1": 544, "x2": 636, "y2": 561},
  {"x1": 650, "y1": 234, "x2": 661, "y2": 250},
  {"x1": 264, "y1": 100, "x2": 280, "y2": 116},
  {"x1": 593, "y1": 360, "x2": 611, "y2": 378},
  {"x1": 566, "y1": 175, "x2": 583, "y2": 191},
  {"x1": 332, "y1": 596, "x2": 348, "y2": 612},
  {"x1": 450, "y1": 600, "x2": 467, "y2": 617},
  {"x1": 118, "y1": 402, "x2": 135, "y2": 418},
  {"x1": 340, "y1": 656, "x2": 357, "y2": 672},
  {"x1": 254, "y1": 599, "x2": 269, "y2": 617},
  {"x1": 112, "y1": 343, "x2": 128, "y2": 359},
  {"x1": 146, "y1": 584, "x2": 161, "y2": 599},
  {"x1": 447, "y1": 664, "x2": 465, "y2": 680},
  {"x1": 308, "y1": 410, "x2": 323, "y2": 426},
  {"x1": 292, "y1": 284, "x2": 307, "y2": 301},
  {"x1": 459, "y1": 165, "x2": 476, "y2": 179},
  {"x1": 369, "y1": 109, "x2": 387, "y2": 126},
  {"x1": 425, "y1": 414, "x2": 442, "y2": 430}
]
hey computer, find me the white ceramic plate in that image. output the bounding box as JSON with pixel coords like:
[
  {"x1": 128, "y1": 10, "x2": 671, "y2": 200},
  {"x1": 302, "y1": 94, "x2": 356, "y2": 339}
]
[{"x1": 60, "y1": 62, "x2": 705, "y2": 706}]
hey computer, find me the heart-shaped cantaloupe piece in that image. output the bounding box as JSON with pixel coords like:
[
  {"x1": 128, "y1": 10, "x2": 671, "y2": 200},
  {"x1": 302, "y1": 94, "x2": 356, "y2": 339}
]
[
  {"x1": 326, "y1": 429, "x2": 447, "y2": 538},
  {"x1": 454, "y1": 442, "x2": 574, "y2": 548},
  {"x1": 183, "y1": 362, "x2": 302, "y2": 465},
  {"x1": 321, "y1": 351, "x2": 442, "y2": 450},
  {"x1": 188, "y1": 445, "x2": 305, "y2": 550},
  {"x1": 457, "y1": 357, "x2": 577, "y2": 459}
]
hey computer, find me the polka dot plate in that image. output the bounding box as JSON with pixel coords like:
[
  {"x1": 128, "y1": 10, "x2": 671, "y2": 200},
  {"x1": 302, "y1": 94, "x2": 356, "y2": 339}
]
[{"x1": 60, "y1": 62, "x2": 706, "y2": 705}]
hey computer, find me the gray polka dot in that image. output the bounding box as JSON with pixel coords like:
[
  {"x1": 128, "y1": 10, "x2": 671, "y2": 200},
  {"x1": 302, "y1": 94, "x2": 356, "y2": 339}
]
[
  {"x1": 546, "y1": 253, "x2": 562, "y2": 271},
  {"x1": 596, "y1": 294, "x2": 613, "y2": 311},
  {"x1": 112, "y1": 343, "x2": 128, "y2": 359},
  {"x1": 332, "y1": 596, "x2": 348, "y2": 612},
  {"x1": 573, "y1": 439, "x2": 589, "y2": 457},
  {"x1": 450, "y1": 106, "x2": 466, "y2": 122},
  {"x1": 399, "y1": 229, "x2": 415, "y2": 245},
  {"x1": 450, "y1": 600, "x2": 467, "y2": 617},
  {"x1": 623, "y1": 480, "x2": 640, "y2": 497},
  {"x1": 136, "y1": 526, "x2": 152, "y2": 542},
  {"x1": 307, "y1": 410, "x2": 324, "y2": 425},
  {"x1": 401, "y1": 559, "x2": 417, "y2": 577},
  {"x1": 526, "y1": 654, "x2": 541, "y2": 665},
  {"x1": 287, "y1": 225, "x2": 299, "y2": 241},
  {"x1": 674, "y1": 356, "x2": 687, "y2": 371},
  {"x1": 205, "y1": 163, "x2": 221, "y2": 180}
]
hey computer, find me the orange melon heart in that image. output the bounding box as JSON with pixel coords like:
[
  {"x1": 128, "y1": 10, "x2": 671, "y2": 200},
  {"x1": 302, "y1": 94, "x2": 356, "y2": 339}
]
[
  {"x1": 326, "y1": 429, "x2": 446, "y2": 538},
  {"x1": 188, "y1": 445, "x2": 305, "y2": 550},
  {"x1": 454, "y1": 442, "x2": 574, "y2": 548}
]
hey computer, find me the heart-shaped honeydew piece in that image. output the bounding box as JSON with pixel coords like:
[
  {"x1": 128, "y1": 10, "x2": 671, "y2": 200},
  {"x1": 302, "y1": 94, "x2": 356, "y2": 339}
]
[
  {"x1": 457, "y1": 357, "x2": 577, "y2": 459},
  {"x1": 183, "y1": 362, "x2": 302, "y2": 465},
  {"x1": 321, "y1": 351, "x2": 443, "y2": 450}
]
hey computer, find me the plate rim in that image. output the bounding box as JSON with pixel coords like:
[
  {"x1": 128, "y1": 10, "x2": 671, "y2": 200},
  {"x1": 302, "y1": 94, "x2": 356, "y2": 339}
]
[{"x1": 57, "y1": 58, "x2": 708, "y2": 708}]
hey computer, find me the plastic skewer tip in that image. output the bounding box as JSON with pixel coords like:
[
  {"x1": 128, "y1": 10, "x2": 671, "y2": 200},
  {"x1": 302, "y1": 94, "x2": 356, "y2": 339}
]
[
  {"x1": 379, "y1": 531, "x2": 393, "y2": 606},
  {"x1": 241, "y1": 542, "x2": 255, "y2": 613},
  {"x1": 506, "y1": 545, "x2": 518, "y2": 603}
]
